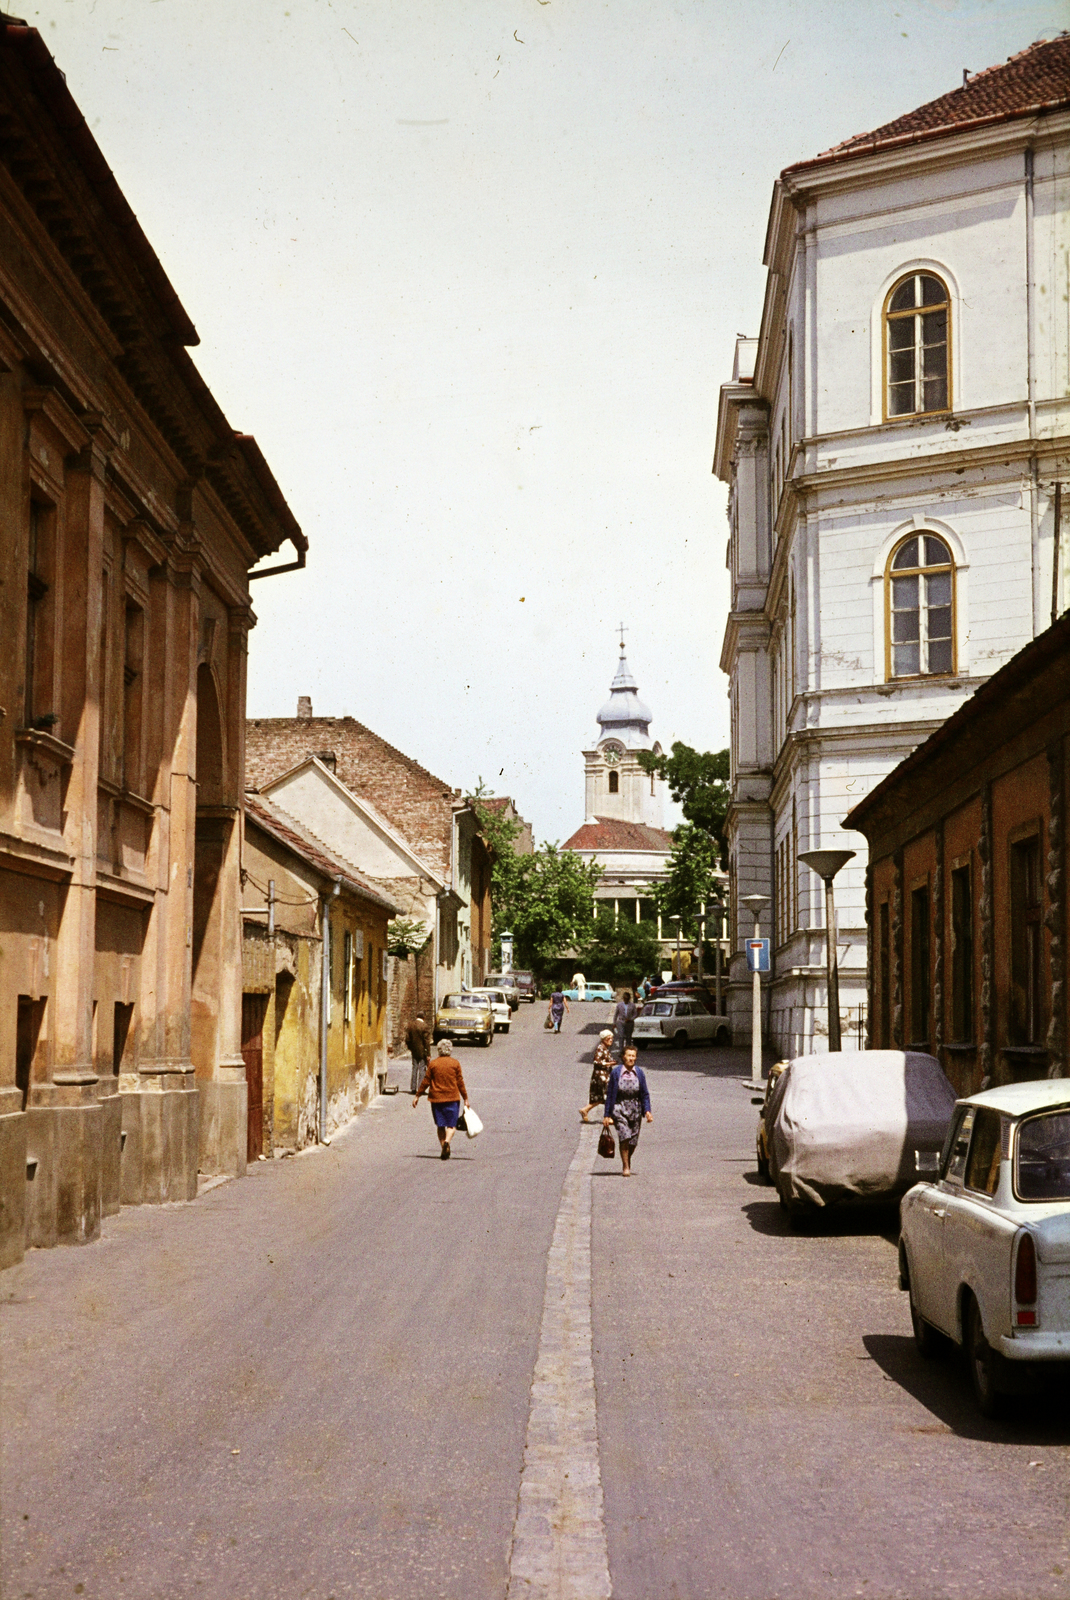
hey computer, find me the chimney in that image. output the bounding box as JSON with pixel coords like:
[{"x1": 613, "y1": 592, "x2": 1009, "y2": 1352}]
[{"x1": 297, "y1": 696, "x2": 312, "y2": 721}]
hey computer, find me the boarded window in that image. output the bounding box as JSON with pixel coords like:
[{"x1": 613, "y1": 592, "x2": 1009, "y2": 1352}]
[
  {"x1": 1010, "y1": 835, "x2": 1043, "y2": 1045},
  {"x1": 910, "y1": 884, "x2": 930, "y2": 1047},
  {"x1": 950, "y1": 864, "x2": 974, "y2": 1043}
]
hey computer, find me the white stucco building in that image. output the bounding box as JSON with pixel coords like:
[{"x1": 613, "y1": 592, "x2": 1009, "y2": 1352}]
[
  {"x1": 716, "y1": 37, "x2": 1070, "y2": 1056},
  {"x1": 564, "y1": 647, "x2": 674, "y2": 927}
]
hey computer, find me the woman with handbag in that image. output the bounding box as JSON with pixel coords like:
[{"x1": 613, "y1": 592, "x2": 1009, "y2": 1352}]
[
  {"x1": 580, "y1": 1029, "x2": 616, "y2": 1122},
  {"x1": 547, "y1": 986, "x2": 570, "y2": 1034},
  {"x1": 413, "y1": 1039, "x2": 470, "y2": 1161},
  {"x1": 602, "y1": 1044, "x2": 652, "y2": 1177}
]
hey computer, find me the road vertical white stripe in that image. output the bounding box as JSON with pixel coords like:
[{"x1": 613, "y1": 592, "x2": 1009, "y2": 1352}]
[{"x1": 506, "y1": 1132, "x2": 612, "y2": 1600}]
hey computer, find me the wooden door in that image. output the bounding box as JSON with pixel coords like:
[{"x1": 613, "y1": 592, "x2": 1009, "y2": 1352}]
[{"x1": 241, "y1": 993, "x2": 268, "y2": 1162}]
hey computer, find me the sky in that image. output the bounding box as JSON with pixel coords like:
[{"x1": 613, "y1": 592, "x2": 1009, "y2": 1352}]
[{"x1": 26, "y1": 0, "x2": 1066, "y2": 843}]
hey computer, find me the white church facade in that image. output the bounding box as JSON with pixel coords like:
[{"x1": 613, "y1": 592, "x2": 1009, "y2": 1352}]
[
  {"x1": 564, "y1": 648, "x2": 674, "y2": 930},
  {"x1": 717, "y1": 37, "x2": 1070, "y2": 1057}
]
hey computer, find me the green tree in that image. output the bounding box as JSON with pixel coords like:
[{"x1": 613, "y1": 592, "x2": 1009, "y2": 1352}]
[
  {"x1": 471, "y1": 785, "x2": 602, "y2": 981},
  {"x1": 387, "y1": 917, "x2": 429, "y2": 958},
  {"x1": 636, "y1": 744, "x2": 730, "y2": 861},
  {"x1": 580, "y1": 909, "x2": 662, "y2": 988},
  {"x1": 657, "y1": 822, "x2": 724, "y2": 942},
  {"x1": 508, "y1": 844, "x2": 602, "y2": 983}
]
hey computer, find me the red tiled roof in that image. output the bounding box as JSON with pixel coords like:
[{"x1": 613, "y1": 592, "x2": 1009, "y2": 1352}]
[
  {"x1": 244, "y1": 793, "x2": 401, "y2": 914},
  {"x1": 563, "y1": 818, "x2": 674, "y2": 853},
  {"x1": 788, "y1": 34, "x2": 1070, "y2": 173}
]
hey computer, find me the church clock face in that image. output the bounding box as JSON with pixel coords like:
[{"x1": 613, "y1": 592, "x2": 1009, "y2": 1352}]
[{"x1": 602, "y1": 744, "x2": 623, "y2": 765}]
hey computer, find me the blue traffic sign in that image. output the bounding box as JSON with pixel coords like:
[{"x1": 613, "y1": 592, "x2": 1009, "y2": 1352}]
[{"x1": 746, "y1": 938, "x2": 770, "y2": 973}]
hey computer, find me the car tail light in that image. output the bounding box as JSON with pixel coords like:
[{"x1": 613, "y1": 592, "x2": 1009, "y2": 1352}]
[{"x1": 1015, "y1": 1232, "x2": 1037, "y2": 1324}]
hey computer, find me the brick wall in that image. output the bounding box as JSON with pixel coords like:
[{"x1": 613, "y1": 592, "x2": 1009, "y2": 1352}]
[{"x1": 246, "y1": 714, "x2": 455, "y2": 879}]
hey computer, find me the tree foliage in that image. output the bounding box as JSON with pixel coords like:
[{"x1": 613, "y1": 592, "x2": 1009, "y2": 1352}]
[
  {"x1": 579, "y1": 909, "x2": 662, "y2": 988},
  {"x1": 656, "y1": 823, "x2": 725, "y2": 942},
  {"x1": 636, "y1": 743, "x2": 730, "y2": 858},
  {"x1": 387, "y1": 917, "x2": 429, "y2": 958},
  {"x1": 472, "y1": 785, "x2": 601, "y2": 980}
]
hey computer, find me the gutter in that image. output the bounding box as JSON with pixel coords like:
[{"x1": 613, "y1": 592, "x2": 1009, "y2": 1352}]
[{"x1": 319, "y1": 877, "x2": 341, "y2": 1144}]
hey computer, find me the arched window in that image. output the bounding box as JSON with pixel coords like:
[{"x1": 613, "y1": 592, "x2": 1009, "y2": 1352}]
[
  {"x1": 885, "y1": 272, "x2": 950, "y2": 419},
  {"x1": 608, "y1": 770, "x2": 619, "y2": 794},
  {"x1": 887, "y1": 533, "x2": 955, "y2": 678}
]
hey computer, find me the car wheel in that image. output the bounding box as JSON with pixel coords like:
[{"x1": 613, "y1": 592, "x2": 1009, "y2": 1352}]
[
  {"x1": 635, "y1": 1040, "x2": 647, "y2": 1052},
  {"x1": 503, "y1": 1024, "x2": 510, "y2": 1034},
  {"x1": 673, "y1": 1030, "x2": 688, "y2": 1047},
  {"x1": 966, "y1": 1295, "x2": 1003, "y2": 1418},
  {"x1": 756, "y1": 1138, "x2": 770, "y2": 1183},
  {"x1": 483, "y1": 1031, "x2": 493, "y2": 1047}
]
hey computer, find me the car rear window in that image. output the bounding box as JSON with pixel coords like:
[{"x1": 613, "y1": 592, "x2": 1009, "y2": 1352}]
[{"x1": 1016, "y1": 1109, "x2": 1070, "y2": 1201}]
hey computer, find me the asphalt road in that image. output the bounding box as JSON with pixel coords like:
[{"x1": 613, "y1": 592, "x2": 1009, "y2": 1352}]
[{"x1": 3, "y1": 1005, "x2": 1070, "y2": 1599}]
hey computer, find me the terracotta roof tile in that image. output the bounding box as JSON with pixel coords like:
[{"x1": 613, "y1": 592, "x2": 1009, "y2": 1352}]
[
  {"x1": 788, "y1": 34, "x2": 1070, "y2": 173},
  {"x1": 563, "y1": 817, "x2": 674, "y2": 853}
]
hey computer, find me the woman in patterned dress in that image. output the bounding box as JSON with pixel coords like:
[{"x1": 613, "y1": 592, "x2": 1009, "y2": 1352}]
[
  {"x1": 602, "y1": 1044, "x2": 653, "y2": 1176},
  {"x1": 579, "y1": 1030, "x2": 616, "y2": 1122}
]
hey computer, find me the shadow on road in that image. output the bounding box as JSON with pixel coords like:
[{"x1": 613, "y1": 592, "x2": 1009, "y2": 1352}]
[
  {"x1": 740, "y1": 1197, "x2": 900, "y2": 1242},
  {"x1": 862, "y1": 1332, "x2": 1070, "y2": 1443}
]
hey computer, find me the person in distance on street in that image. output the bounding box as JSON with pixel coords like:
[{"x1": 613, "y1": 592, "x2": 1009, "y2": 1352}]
[
  {"x1": 547, "y1": 984, "x2": 569, "y2": 1034},
  {"x1": 405, "y1": 1014, "x2": 432, "y2": 1097},
  {"x1": 612, "y1": 990, "x2": 636, "y2": 1055},
  {"x1": 603, "y1": 1043, "x2": 652, "y2": 1177},
  {"x1": 579, "y1": 1029, "x2": 617, "y2": 1123},
  {"x1": 413, "y1": 1039, "x2": 470, "y2": 1160}
]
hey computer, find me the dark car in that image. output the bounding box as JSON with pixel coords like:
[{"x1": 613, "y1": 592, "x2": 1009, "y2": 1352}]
[{"x1": 509, "y1": 970, "x2": 537, "y2": 1003}]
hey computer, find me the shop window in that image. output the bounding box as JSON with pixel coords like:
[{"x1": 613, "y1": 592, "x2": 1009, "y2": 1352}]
[
  {"x1": 1010, "y1": 835, "x2": 1043, "y2": 1045},
  {"x1": 950, "y1": 864, "x2": 974, "y2": 1043},
  {"x1": 885, "y1": 271, "x2": 950, "y2": 418},
  {"x1": 910, "y1": 884, "x2": 931, "y2": 1047},
  {"x1": 887, "y1": 534, "x2": 955, "y2": 679}
]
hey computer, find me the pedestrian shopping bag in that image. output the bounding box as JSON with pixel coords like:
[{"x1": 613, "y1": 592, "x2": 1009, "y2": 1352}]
[
  {"x1": 543, "y1": 1013, "x2": 554, "y2": 1030},
  {"x1": 462, "y1": 1106, "x2": 483, "y2": 1139},
  {"x1": 597, "y1": 1126, "x2": 615, "y2": 1160}
]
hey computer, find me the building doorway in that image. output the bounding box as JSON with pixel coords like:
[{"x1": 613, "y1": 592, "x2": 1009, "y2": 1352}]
[{"x1": 241, "y1": 993, "x2": 268, "y2": 1162}]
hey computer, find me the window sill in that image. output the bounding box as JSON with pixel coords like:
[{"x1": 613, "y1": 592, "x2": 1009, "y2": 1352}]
[
  {"x1": 943, "y1": 1042, "x2": 978, "y2": 1053},
  {"x1": 16, "y1": 727, "x2": 75, "y2": 765}
]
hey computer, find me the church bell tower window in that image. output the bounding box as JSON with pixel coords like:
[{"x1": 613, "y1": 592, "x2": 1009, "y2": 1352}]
[{"x1": 608, "y1": 770, "x2": 619, "y2": 794}]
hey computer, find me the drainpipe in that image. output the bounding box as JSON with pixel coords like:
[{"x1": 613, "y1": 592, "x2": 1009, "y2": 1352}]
[
  {"x1": 1026, "y1": 145, "x2": 1041, "y2": 636},
  {"x1": 319, "y1": 877, "x2": 341, "y2": 1144}
]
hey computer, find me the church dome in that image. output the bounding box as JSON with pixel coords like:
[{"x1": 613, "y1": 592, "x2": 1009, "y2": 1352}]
[{"x1": 596, "y1": 651, "x2": 653, "y2": 749}]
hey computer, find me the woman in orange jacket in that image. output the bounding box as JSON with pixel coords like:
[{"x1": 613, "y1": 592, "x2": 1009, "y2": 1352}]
[{"x1": 413, "y1": 1039, "x2": 470, "y2": 1161}]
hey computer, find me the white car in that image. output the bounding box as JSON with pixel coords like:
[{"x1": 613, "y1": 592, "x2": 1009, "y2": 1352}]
[
  {"x1": 467, "y1": 988, "x2": 511, "y2": 1033},
  {"x1": 899, "y1": 1080, "x2": 1070, "y2": 1416},
  {"x1": 632, "y1": 999, "x2": 720, "y2": 1048}
]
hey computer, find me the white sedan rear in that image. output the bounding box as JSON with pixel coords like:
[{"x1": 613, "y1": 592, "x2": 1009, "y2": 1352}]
[
  {"x1": 632, "y1": 999, "x2": 719, "y2": 1048},
  {"x1": 899, "y1": 1080, "x2": 1070, "y2": 1416}
]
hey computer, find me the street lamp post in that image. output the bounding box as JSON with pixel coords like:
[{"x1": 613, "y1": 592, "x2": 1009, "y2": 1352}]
[
  {"x1": 739, "y1": 894, "x2": 770, "y2": 1085},
  {"x1": 798, "y1": 849, "x2": 855, "y2": 1053},
  {"x1": 671, "y1": 915, "x2": 681, "y2": 978}
]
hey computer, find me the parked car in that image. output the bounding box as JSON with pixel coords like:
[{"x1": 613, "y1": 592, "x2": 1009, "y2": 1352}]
[
  {"x1": 753, "y1": 1061, "x2": 790, "y2": 1182},
  {"x1": 509, "y1": 970, "x2": 537, "y2": 1003},
  {"x1": 486, "y1": 973, "x2": 520, "y2": 1011},
  {"x1": 649, "y1": 981, "x2": 718, "y2": 1014},
  {"x1": 767, "y1": 1050, "x2": 955, "y2": 1227},
  {"x1": 563, "y1": 982, "x2": 615, "y2": 1003},
  {"x1": 899, "y1": 1080, "x2": 1070, "y2": 1416},
  {"x1": 632, "y1": 998, "x2": 728, "y2": 1048},
  {"x1": 434, "y1": 993, "x2": 494, "y2": 1047},
  {"x1": 467, "y1": 987, "x2": 511, "y2": 1033}
]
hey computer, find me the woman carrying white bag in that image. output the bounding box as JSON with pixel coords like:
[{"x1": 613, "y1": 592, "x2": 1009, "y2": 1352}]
[{"x1": 413, "y1": 1039, "x2": 482, "y2": 1159}]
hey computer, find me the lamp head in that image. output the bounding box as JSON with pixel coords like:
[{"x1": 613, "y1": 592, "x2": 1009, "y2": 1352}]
[
  {"x1": 798, "y1": 849, "x2": 855, "y2": 883},
  {"x1": 739, "y1": 894, "x2": 769, "y2": 915}
]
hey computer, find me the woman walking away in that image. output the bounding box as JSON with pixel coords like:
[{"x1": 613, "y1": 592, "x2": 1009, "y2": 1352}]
[
  {"x1": 580, "y1": 1030, "x2": 616, "y2": 1122},
  {"x1": 405, "y1": 1014, "x2": 432, "y2": 1097},
  {"x1": 548, "y1": 985, "x2": 570, "y2": 1034},
  {"x1": 603, "y1": 1044, "x2": 652, "y2": 1176},
  {"x1": 413, "y1": 1039, "x2": 470, "y2": 1160}
]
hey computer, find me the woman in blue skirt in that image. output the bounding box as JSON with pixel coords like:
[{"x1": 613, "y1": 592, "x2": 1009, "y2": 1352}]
[{"x1": 413, "y1": 1039, "x2": 470, "y2": 1160}]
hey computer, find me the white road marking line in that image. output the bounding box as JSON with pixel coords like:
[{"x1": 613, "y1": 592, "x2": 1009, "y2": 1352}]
[{"x1": 506, "y1": 1132, "x2": 612, "y2": 1599}]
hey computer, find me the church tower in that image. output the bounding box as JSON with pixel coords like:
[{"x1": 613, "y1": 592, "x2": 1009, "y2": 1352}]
[{"x1": 583, "y1": 645, "x2": 665, "y2": 827}]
